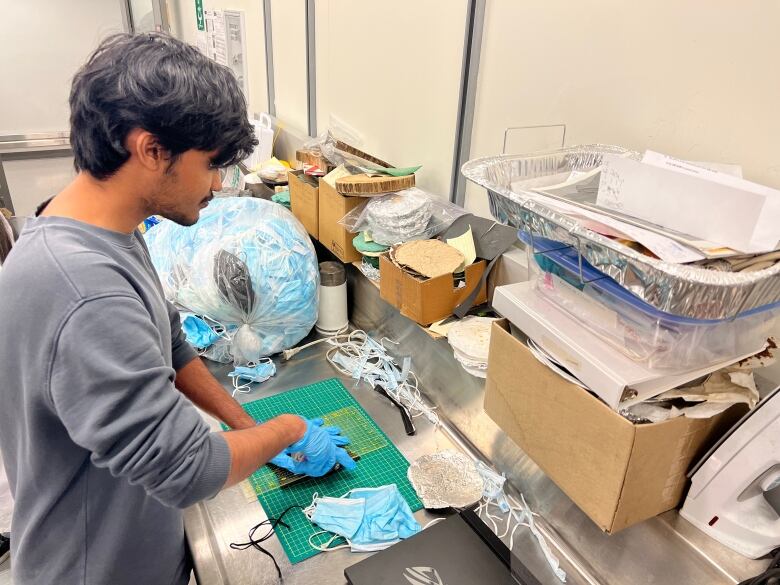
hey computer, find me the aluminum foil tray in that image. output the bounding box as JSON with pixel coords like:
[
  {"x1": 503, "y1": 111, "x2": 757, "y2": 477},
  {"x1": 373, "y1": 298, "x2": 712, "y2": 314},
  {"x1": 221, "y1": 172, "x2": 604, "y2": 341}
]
[
  {"x1": 462, "y1": 144, "x2": 780, "y2": 320},
  {"x1": 462, "y1": 144, "x2": 780, "y2": 319}
]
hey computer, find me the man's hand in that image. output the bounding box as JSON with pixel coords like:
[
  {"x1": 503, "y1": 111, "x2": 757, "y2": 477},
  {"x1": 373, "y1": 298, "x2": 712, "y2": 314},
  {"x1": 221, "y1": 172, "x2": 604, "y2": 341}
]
[
  {"x1": 269, "y1": 417, "x2": 356, "y2": 477},
  {"x1": 175, "y1": 357, "x2": 255, "y2": 430}
]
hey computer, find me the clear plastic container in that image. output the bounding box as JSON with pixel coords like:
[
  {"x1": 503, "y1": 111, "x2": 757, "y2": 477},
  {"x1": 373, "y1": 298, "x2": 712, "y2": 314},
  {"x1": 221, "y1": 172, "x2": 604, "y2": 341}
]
[{"x1": 522, "y1": 232, "x2": 777, "y2": 370}]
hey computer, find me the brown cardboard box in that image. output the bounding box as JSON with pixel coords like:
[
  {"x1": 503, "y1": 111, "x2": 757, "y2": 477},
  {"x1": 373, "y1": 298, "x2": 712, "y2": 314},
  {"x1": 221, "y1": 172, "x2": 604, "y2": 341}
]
[
  {"x1": 484, "y1": 319, "x2": 743, "y2": 533},
  {"x1": 318, "y1": 178, "x2": 364, "y2": 263},
  {"x1": 295, "y1": 148, "x2": 333, "y2": 173},
  {"x1": 288, "y1": 170, "x2": 319, "y2": 239},
  {"x1": 379, "y1": 255, "x2": 487, "y2": 326}
]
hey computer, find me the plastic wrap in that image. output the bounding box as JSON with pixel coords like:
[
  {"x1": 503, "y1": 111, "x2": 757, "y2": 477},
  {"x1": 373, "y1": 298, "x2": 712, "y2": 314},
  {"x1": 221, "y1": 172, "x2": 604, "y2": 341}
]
[
  {"x1": 462, "y1": 145, "x2": 780, "y2": 320},
  {"x1": 145, "y1": 197, "x2": 319, "y2": 365},
  {"x1": 339, "y1": 188, "x2": 466, "y2": 246}
]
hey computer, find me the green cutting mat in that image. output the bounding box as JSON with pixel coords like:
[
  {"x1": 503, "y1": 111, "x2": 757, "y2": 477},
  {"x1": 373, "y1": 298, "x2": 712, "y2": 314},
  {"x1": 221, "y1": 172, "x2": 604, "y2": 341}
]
[{"x1": 236, "y1": 378, "x2": 422, "y2": 564}]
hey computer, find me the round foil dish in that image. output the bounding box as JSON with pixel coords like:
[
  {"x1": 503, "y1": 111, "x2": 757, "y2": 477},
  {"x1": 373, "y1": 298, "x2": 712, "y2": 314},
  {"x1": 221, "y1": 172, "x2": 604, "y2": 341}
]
[{"x1": 407, "y1": 450, "x2": 484, "y2": 509}]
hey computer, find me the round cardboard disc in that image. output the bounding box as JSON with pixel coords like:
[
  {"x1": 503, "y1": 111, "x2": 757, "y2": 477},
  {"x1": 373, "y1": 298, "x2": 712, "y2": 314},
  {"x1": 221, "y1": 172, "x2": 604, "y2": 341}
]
[{"x1": 394, "y1": 239, "x2": 464, "y2": 278}]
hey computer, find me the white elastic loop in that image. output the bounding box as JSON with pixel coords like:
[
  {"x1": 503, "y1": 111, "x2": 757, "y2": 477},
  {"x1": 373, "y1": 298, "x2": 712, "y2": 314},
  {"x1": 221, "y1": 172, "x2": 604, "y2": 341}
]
[{"x1": 308, "y1": 530, "x2": 350, "y2": 552}]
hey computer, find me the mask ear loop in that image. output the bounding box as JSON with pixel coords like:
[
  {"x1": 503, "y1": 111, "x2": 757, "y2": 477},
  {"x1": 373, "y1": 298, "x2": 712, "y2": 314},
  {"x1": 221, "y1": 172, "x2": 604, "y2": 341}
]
[
  {"x1": 308, "y1": 531, "x2": 350, "y2": 552},
  {"x1": 303, "y1": 492, "x2": 319, "y2": 520},
  {"x1": 229, "y1": 358, "x2": 275, "y2": 397}
]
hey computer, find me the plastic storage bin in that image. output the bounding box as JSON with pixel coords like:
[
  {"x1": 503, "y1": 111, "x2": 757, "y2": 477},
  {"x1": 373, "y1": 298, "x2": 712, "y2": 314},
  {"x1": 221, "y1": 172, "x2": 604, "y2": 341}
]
[{"x1": 521, "y1": 232, "x2": 777, "y2": 370}]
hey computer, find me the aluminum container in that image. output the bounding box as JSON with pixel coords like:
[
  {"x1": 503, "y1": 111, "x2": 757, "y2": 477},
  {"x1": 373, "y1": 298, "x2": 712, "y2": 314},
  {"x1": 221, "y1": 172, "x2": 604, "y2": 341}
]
[{"x1": 462, "y1": 145, "x2": 780, "y2": 320}]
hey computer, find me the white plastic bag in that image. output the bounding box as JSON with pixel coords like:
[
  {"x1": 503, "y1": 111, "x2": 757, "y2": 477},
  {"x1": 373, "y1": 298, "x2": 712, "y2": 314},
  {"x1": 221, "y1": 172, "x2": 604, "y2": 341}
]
[{"x1": 339, "y1": 188, "x2": 467, "y2": 245}]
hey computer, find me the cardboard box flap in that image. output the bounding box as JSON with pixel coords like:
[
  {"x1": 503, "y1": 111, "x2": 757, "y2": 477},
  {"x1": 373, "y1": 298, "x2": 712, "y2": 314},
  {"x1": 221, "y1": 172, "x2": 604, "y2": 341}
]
[{"x1": 486, "y1": 322, "x2": 636, "y2": 531}]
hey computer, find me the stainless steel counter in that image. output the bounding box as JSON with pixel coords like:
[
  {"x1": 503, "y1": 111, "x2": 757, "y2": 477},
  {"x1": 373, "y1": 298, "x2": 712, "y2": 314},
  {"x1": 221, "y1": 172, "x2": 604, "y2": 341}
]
[
  {"x1": 184, "y1": 337, "x2": 466, "y2": 585},
  {"x1": 185, "y1": 265, "x2": 770, "y2": 585}
]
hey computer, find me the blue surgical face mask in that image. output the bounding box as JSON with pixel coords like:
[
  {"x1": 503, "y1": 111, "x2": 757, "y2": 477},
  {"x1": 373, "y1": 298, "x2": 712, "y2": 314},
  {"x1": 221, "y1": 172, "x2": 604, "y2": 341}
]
[
  {"x1": 305, "y1": 484, "x2": 421, "y2": 553},
  {"x1": 228, "y1": 358, "x2": 276, "y2": 396},
  {"x1": 182, "y1": 314, "x2": 220, "y2": 350}
]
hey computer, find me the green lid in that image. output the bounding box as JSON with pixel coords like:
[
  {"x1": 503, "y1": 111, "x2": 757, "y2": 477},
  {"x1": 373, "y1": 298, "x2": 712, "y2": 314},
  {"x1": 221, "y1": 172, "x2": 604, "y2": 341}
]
[{"x1": 353, "y1": 232, "x2": 389, "y2": 255}]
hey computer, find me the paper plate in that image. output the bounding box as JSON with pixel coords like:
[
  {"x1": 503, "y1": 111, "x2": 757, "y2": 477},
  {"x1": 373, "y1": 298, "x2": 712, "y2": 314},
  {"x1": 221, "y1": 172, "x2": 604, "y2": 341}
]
[{"x1": 447, "y1": 316, "x2": 495, "y2": 364}]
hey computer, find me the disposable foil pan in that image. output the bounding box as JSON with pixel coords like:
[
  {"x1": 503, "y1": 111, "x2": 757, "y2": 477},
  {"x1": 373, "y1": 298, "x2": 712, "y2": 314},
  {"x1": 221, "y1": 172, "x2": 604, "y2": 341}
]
[
  {"x1": 407, "y1": 451, "x2": 484, "y2": 509},
  {"x1": 462, "y1": 145, "x2": 780, "y2": 320}
]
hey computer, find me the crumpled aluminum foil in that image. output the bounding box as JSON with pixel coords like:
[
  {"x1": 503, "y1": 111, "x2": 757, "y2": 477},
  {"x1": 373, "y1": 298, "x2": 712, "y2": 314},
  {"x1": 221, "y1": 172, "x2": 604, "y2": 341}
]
[
  {"x1": 462, "y1": 145, "x2": 780, "y2": 320},
  {"x1": 407, "y1": 451, "x2": 484, "y2": 509}
]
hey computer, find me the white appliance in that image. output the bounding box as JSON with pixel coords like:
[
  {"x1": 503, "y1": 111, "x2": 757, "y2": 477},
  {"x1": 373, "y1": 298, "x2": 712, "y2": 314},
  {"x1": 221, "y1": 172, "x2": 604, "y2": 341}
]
[{"x1": 680, "y1": 386, "x2": 780, "y2": 559}]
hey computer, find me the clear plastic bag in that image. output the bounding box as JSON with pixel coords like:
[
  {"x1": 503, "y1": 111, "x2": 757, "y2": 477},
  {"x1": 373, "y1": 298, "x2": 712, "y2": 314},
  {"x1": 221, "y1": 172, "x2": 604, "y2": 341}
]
[
  {"x1": 339, "y1": 188, "x2": 467, "y2": 246},
  {"x1": 145, "y1": 197, "x2": 319, "y2": 365}
]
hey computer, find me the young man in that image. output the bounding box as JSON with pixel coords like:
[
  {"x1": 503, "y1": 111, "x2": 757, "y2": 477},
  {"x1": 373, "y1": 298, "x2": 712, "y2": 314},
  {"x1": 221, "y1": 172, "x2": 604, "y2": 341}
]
[{"x1": 0, "y1": 33, "x2": 353, "y2": 584}]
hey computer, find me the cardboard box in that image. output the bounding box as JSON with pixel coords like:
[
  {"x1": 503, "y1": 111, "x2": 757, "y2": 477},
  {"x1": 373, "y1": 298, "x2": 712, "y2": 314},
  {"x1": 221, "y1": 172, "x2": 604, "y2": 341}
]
[
  {"x1": 295, "y1": 148, "x2": 333, "y2": 173},
  {"x1": 288, "y1": 170, "x2": 319, "y2": 239},
  {"x1": 318, "y1": 178, "x2": 363, "y2": 263},
  {"x1": 379, "y1": 255, "x2": 487, "y2": 326},
  {"x1": 493, "y1": 281, "x2": 756, "y2": 410},
  {"x1": 484, "y1": 319, "x2": 743, "y2": 533}
]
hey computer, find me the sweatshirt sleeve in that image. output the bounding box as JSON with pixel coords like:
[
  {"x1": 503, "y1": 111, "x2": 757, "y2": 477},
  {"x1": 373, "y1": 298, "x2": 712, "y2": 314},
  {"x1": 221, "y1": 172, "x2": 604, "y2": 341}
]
[
  {"x1": 49, "y1": 294, "x2": 231, "y2": 509},
  {"x1": 166, "y1": 299, "x2": 198, "y2": 370}
]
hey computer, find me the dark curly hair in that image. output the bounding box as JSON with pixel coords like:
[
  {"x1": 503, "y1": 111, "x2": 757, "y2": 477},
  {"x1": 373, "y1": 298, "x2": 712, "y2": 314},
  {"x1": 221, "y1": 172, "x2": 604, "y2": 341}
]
[{"x1": 69, "y1": 33, "x2": 258, "y2": 180}]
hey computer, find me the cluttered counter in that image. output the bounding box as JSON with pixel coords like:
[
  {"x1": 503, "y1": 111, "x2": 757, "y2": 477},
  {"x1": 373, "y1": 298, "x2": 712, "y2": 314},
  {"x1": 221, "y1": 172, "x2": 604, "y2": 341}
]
[
  {"x1": 183, "y1": 324, "x2": 576, "y2": 585},
  {"x1": 183, "y1": 267, "x2": 769, "y2": 585},
  {"x1": 170, "y1": 137, "x2": 779, "y2": 585}
]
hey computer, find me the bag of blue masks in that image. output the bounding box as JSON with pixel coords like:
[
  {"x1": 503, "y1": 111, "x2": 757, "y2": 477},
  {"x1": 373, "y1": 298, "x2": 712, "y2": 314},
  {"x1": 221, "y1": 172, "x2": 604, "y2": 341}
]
[
  {"x1": 145, "y1": 197, "x2": 319, "y2": 365},
  {"x1": 304, "y1": 484, "x2": 420, "y2": 553}
]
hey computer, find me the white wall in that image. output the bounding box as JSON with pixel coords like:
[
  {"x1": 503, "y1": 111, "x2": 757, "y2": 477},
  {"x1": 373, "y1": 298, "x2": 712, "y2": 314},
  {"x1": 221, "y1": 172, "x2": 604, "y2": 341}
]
[
  {"x1": 0, "y1": 1, "x2": 123, "y2": 216},
  {"x1": 315, "y1": 0, "x2": 467, "y2": 199},
  {"x1": 0, "y1": 1, "x2": 124, "y2": 134},
  {"x1": 269, "y1": 0, "x2": 309, "y2": 134},
  {"x1": 464, "y1": 0, "x2": 780, "y2": 218},
  {"x1": 4, "y1": 157, "x2": 76, "y2": 217},
  {"x1": 169, "y1": 0, "x2": 269, "y2": 118}
]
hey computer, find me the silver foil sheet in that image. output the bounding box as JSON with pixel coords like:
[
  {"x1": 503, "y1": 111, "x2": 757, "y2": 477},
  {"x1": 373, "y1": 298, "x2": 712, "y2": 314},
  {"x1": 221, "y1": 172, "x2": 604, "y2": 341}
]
[
  {"x1": 407, "y1": 451, "x2": 484, "y2": 509},
  {"x1": 462, "y1": 145, "x2": 780, "y2": 320}
]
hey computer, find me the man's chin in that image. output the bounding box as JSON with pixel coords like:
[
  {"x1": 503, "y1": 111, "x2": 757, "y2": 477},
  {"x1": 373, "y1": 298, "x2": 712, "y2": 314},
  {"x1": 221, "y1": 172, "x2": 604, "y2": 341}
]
[{"x1": 162, "y1": 211, "x2": 200, "y2": 227}]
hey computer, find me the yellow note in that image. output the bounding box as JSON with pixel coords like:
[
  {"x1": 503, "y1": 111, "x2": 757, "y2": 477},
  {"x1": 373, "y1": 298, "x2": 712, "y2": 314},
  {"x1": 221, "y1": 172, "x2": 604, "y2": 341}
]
[
  {"x1": 323, "y1": 164, "x2": 353, "y2": 188},
  {"x1": 447, "y1": 227, "x2": 477, "y2": 272}
]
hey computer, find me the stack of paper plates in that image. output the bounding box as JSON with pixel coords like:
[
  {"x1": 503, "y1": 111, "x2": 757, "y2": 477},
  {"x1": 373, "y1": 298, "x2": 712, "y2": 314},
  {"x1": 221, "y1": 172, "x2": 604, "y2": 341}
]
[
  {"x1": 366, "y1": 188, "x2": 433, "y2": 245},
  {"x1": 447, "y1": 316, "x2": 495, "y2": 378}
]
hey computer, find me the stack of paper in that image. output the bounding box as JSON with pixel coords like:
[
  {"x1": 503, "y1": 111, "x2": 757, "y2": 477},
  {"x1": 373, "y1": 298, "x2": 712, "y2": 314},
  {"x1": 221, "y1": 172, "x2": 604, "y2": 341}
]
[{"x1": 597, "y1": 151, "x2": 780, "y2": 254}]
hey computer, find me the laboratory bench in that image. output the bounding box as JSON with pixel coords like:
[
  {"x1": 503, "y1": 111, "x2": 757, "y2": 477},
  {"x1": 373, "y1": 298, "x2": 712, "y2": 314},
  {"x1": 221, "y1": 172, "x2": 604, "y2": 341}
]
[{"x1": 184, "y1": 265, "x2": 769, "y2": 585}]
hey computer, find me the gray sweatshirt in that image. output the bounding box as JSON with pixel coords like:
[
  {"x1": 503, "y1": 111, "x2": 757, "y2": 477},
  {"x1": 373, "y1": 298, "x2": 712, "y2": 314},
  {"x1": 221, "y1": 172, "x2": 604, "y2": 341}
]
[{"x1": 0, "y1": 216, "x2": 232, "y2": 584}]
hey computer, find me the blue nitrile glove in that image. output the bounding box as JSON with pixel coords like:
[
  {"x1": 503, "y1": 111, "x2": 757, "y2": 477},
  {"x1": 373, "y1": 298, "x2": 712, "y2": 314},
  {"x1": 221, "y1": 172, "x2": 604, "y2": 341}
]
[{"x1": 269, "y1": 417, "x2": 357, "y2": 477}]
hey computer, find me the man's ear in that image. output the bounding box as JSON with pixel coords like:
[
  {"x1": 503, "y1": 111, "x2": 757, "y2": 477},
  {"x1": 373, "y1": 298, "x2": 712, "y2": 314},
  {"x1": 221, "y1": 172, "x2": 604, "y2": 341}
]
[{"x1": 126, "y1": 128, "x2": 170, "y2": 172}]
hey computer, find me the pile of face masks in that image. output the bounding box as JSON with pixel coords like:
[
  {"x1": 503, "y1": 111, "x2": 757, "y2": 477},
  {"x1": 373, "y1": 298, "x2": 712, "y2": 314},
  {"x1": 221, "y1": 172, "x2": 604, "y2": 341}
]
[
  {"x1": 304, "y1": 484, "x2": 421, "y2": 552},
  {"x1": 145, "y1": 197, "x2": 319, "y2": 365},
  {"x1": 475, "y1": 462, "x2": 567, "y2": 582},
  {"x1": 324, "y1": 330, "x2": 439, "y2": 426}
]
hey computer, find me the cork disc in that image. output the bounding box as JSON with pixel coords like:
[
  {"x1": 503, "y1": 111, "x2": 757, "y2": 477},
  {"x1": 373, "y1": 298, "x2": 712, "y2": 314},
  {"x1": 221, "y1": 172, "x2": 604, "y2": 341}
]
[
  {"x1": 335, "y1": 173, "x2": 416, "y2": 196},
  {"x1": 394, "y1": 239, "x2": 464, "y2": 278}
]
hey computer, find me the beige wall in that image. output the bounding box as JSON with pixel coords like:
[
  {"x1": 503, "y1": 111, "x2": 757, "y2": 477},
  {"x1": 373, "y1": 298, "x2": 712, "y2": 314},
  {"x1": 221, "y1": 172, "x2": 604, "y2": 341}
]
[
  {"x1": 464, "y1": 0, "x2": 780, "y2": 217},
  {"x1": 315, "y1": 0, "x2": 467, "y2": 199},
  {"x1": 269, "y1": 0, "x2": 309, "y2": 134}
]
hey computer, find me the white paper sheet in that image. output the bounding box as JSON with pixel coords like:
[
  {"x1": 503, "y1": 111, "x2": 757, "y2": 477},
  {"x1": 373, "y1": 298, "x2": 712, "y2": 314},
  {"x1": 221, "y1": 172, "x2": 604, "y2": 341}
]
[
  {"x1": 531, "y1": 195, "x2": 706, "y2": 263},
  {"x1": 597, "y1": 154, "x2": 780, "y2": 253}
]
